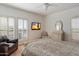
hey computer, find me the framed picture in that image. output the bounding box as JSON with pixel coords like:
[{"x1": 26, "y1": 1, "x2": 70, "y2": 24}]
[{"x1": 31, "y1": 22, "x2": 41, "y2": 30}]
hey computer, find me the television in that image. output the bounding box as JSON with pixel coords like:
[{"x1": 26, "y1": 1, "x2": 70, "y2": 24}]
[{"x1": 31, "y1": 22, "x2": 41, "y2": 30}]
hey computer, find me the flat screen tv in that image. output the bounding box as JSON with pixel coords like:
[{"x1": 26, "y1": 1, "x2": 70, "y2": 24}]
[{"x1": 31, "y1": 22, "x2": 41, "y2": 30}]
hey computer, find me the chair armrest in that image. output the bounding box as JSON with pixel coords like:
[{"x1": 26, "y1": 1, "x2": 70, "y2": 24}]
[{"x1": 0, "y1": 44, "x2": 9, "y2": 53}]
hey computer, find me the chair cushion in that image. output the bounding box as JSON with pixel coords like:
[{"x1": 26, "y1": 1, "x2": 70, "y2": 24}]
[
  {"x1": 0, "y1": 42, "x2": 14, "y2": 47},
  {"x1": 2, "y1": 36, "x2": 9, "y2": 42},
  {"x1": 0, "y1": 44, "x2": 9, "y2": 47},
  {"x1": 8, "y1": 43, "x2": 14, "y2": 48},
  {"x1": 0, "y1": 42, "x2": 8, "y2": 45},
  {"x1": 0, "y1": 36, "x2": 3, "y2": 42},
  {"x1": 0, "y1": 42, "x2": 9, "y2": 47}
]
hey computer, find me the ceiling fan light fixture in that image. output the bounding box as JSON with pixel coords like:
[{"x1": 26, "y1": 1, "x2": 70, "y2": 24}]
[{"x1": 44, "y1": 3, "x2": 50, "y2": 10}]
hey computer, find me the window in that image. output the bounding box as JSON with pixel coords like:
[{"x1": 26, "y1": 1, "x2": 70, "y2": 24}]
[
  {"x1": 0, "y1": 17, "x2": 7, "y2": 36},
  {"x1": 8, "y1": 17, "x2": 15, "y2": 39},
  {"x1": 23, "y1": 20, "x2": 28, "y2": 38},
  {"x1": 72, "y1": 18, "x2": 79, "y2": 32},
  {"x1": 72, "y1": 18, "x2": 79, "y2": 29},
  {"x1": 71, "y1": 18, "x2": 79, "y2": 40},
  {"x1": 18, "y1": 19, "x2": 28, "y2": 40},
  {"x1": 0, "y1": 17, "x2": 28, "y2": 40}
]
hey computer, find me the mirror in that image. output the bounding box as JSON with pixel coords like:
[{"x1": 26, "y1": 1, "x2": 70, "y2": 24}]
[{"x1": 55, "y1": 21, "x2": 63, "y2": 31}]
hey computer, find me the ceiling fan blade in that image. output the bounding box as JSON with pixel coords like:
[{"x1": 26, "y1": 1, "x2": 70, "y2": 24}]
[
  {"x1": 36, "y1": 4, "x2": 44, "y2": 9},
  {"x1": 48, "y1": 3, "x2": 58, "y2": 7},
  {"x1": 36, "y1": 3, "x2": 57, "y2": 9}
]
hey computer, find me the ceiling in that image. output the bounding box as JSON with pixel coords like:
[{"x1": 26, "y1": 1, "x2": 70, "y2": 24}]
[{"x1": 5, "y1": 3, "x2": 79, "y2": 16}]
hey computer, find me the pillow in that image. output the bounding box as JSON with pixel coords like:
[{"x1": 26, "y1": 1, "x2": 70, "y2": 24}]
[
  {"x1": 41, "y1": 31, "x2": 48, "y2": 36},
  {"x1": 41, "y1": 31, "x2": 48, "y2": 38}
]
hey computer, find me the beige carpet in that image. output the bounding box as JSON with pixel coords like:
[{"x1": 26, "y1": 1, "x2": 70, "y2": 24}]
[
  {"x1": 11, "y1": 45, "x2": 25, "y2": 56},
  {"x1": 11, "y1": 39, "x2": 40, "y2": 56}
]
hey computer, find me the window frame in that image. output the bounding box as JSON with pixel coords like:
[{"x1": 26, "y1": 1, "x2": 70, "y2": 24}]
[
  {"x1": 71, "y1": 17, "x2": 79, "y2": 40},
  {"x1": 17, "y1": 18, "x2": 28, "y2": 40},
  {"x1": 0, "y1": 16, "x2": 28, "y2": 41}
]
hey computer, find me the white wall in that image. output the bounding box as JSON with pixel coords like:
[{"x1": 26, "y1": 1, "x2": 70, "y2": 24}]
[
  {"x1": 1, "y1": 4, "x2": 79, "y2": 41},
  {"x1": 45, "y1": 6, "x2": 79, "y2": 41},
  {"x1": 0, "y1": 4, "x2": 44, "y2": 40}
]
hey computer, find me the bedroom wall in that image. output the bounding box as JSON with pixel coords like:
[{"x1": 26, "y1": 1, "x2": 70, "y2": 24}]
[
  {"x1": 45, "y1": 6, "x2": 79, "y2": 41},
  {"x1": 0, "y1": 4, "x2": 45, "y2": 40}
]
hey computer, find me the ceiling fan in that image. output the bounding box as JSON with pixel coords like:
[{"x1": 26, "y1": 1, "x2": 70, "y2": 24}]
[
  {"x1": 43, "y1": 3, "x2": 55, "y2": 10},
  {"x1": 37, "y1": 3, "x2": 57, "y2": 15}
]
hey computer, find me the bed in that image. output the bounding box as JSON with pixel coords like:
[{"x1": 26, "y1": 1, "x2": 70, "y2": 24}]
[{"x1": 21, "y1": 37, "x2": 79, "y2": 56}]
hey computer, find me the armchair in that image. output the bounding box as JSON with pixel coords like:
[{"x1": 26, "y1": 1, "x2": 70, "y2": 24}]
[{"x1": 0, "y1": 36, "x2": 18, "y2": 56}]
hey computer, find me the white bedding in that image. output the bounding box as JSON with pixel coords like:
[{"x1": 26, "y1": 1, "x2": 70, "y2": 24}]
[{"x1": 22, "y1": 38, "x2": 79, "y2": 56}]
